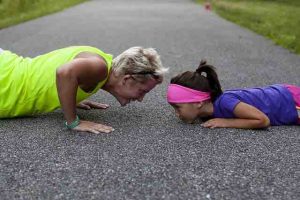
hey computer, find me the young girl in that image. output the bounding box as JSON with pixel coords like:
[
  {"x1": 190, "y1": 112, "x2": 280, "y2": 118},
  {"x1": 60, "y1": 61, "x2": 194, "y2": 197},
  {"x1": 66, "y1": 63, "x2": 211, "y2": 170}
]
[{"x1": 167, "y1": 60, "x2": 300, "y2": 129}]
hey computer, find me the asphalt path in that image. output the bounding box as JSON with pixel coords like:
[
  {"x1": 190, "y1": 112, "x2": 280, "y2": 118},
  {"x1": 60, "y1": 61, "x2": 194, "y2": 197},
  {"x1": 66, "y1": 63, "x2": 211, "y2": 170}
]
[{"x1": 0, "y1": 0, "x2": 299, "y2": 199}]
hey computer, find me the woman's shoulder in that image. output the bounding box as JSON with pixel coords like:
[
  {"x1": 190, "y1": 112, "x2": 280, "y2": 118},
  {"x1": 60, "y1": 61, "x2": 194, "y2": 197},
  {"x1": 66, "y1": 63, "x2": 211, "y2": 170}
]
[{"x1": 72, "y1": 46, "x2": 113, "y2": 64}]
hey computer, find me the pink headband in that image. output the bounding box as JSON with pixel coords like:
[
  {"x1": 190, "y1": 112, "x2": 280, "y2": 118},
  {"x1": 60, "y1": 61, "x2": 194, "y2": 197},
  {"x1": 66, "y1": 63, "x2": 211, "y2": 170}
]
[{"x1": 167, "y1": 84, "x2": 211, "y2": 103}]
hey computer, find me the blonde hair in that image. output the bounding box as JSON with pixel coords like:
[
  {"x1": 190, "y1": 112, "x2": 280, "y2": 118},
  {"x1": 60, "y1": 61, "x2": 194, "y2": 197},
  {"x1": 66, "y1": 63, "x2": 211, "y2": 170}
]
[{"x1": 112, "y1": 47, "x2": 168, "y2": 83}]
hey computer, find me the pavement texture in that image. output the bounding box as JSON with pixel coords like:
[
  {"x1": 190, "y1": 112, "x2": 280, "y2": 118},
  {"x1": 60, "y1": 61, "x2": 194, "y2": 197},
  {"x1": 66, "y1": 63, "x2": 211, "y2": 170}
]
[{"x1": 0, "y1": 0, "x2": 300, "y2": 199}]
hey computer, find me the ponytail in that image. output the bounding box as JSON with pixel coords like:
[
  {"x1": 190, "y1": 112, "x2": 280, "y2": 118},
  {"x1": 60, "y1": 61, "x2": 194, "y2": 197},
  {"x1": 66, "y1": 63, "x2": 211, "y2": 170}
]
[
  {"x1": 195, "y1": 60, "x2": 223, "y2": 101},
  {"x1": 170, "y1": 59, "x2": 223, "y2": 102}
]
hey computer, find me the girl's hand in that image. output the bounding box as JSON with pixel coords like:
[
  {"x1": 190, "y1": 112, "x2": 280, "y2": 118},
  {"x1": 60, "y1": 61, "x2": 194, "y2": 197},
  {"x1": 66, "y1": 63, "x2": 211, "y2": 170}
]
[
  {"x1": 77, "y1": 100, "x2": 109, "y2": 110},
  {"x1": 73, "y1": 120, "x2": 114, "y2": 133},
  {"x1": 201, "y1": 118, "x2": 226, "y2": 128}
]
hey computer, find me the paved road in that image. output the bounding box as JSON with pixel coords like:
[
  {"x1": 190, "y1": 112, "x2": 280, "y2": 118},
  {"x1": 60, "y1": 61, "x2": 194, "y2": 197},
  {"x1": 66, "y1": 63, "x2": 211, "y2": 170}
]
[{"x1": 0, "y1": 0, "x2": 299, "y2": 199}]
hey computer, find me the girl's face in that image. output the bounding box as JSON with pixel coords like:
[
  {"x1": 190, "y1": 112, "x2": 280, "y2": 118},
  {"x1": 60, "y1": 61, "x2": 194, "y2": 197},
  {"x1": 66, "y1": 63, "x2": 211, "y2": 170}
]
[{"x1": 171, "y1": 103, "x2": 201, "y2": 123}]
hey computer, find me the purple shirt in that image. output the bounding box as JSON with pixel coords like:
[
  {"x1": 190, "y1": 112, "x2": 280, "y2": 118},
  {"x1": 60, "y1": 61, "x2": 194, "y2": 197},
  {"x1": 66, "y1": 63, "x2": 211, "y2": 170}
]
[{"x1": 213, "y1": 84, "x2": 298, "y2": 125}]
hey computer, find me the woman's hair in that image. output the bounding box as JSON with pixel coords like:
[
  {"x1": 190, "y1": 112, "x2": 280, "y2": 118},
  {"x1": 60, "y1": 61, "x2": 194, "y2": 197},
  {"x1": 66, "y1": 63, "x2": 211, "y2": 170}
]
[
  {"x1": 112, "y1": 47, "x2": 168, "y2": 83},
  {"x1": 170, "y1": 60, "x2": 223, "y2": 102}
]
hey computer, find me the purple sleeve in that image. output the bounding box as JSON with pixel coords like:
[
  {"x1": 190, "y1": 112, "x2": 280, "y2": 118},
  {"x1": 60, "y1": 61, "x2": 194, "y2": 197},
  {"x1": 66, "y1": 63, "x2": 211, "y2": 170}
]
[{"x1": 214, "y1": 94, "x2": 241, "y2": 118}]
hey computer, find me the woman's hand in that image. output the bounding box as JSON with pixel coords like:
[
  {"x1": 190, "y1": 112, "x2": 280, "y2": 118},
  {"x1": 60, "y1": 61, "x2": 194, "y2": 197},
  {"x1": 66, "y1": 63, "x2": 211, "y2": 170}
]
[
  {"x1": 73, "y1": 120, "x2": 114, "y2": 133},
  {"x1": 77, "y1": 100, "x2": 109, "y2": 110}
]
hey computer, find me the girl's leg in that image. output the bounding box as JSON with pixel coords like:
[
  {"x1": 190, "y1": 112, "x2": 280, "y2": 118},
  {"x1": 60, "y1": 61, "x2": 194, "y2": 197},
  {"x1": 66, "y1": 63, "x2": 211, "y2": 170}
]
[
  {"x1": 284, "y1": 84, "x2": 300, "y2": 124},
  {"x1": 0, "y1": 48, "x2": 3, "y2": 53}
]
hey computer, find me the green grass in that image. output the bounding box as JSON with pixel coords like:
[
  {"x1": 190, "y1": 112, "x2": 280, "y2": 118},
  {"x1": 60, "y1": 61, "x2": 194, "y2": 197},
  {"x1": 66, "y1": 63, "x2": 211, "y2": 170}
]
[
  {"x1": 0, "y1": 0, "x2": 87, "y2": 29},
  {"x1": 197, "y1": 0, "x2": 300, "y2": 54}
]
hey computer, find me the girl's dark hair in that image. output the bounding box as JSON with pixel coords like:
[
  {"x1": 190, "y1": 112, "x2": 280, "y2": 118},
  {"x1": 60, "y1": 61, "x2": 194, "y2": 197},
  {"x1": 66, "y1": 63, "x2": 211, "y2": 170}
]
[{"x1": 170, "y1": 60, "x2": 223, "y2": 102}]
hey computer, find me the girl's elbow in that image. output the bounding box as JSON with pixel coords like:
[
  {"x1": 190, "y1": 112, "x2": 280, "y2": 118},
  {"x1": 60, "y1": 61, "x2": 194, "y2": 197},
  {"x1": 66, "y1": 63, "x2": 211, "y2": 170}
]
[{"x1": 258, "y1": 117, "x2": 270, "y2": 128}]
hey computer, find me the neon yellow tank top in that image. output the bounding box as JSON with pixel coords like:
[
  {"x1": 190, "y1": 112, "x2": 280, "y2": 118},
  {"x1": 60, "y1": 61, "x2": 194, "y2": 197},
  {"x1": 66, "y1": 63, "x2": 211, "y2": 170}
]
[{"x1": 0, "y1": 46, "x2": 113, "y2": 118}]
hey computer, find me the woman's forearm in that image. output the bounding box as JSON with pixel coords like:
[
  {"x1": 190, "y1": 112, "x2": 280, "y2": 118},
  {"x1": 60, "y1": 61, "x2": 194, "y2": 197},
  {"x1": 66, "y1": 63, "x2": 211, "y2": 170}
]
[{"x1": 56, "y1": 68, "x2": 78, "y2": 124}]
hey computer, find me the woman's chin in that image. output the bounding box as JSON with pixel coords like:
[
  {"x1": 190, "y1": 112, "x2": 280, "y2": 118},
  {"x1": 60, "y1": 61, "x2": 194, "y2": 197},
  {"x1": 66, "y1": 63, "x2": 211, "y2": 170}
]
[
  {"x1": 120, "y1": 102, "x2": 127, "y2": 107},
  {"x1": 119, "y1": 100, "x2": 129, "y2": 107}
]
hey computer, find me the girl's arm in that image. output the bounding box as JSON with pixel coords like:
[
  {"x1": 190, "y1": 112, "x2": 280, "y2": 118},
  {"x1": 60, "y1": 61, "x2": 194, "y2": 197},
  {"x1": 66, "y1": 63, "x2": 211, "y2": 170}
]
[
  {"x1": 202, "y1": 102, "x2": 270, "y2": 129},
  {"x1": 56, "y1": 56, "x2": 113, "y2": 133}
]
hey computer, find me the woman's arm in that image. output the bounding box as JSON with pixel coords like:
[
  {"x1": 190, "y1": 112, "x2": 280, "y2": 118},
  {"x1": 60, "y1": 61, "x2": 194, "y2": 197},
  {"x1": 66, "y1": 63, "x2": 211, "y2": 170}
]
[
  {"x1": 202, "y1": 102, "x2": 270, "y2": 129},
  {"x1": 56, "y1": 56, "x2": 113, "y2": 133}
]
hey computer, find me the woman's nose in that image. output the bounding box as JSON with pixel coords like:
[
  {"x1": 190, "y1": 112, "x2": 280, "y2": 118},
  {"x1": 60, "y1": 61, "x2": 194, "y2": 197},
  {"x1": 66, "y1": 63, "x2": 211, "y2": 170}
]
[{"x1": 137, "y1": 94, "x2": 145, "y2": 102}]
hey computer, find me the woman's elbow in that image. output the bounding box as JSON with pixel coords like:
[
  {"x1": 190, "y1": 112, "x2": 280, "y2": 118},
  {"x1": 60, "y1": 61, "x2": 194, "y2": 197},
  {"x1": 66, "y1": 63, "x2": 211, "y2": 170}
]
[
  {"x1": 56, "y1": 67, "x2": 74, "y2": 81},
  {"x1": 56, "y1": 68, "x2": 68, "y2": 78}
]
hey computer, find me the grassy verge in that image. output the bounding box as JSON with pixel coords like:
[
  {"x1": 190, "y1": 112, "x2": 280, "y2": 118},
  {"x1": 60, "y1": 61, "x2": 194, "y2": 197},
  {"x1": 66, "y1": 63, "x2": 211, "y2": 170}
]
[
  {"x1": 197, "y1": 0, "x2": 300, "y2": 54},
  {"x1": 0, "y1": 0, "x2": 87, "y2": 29}
]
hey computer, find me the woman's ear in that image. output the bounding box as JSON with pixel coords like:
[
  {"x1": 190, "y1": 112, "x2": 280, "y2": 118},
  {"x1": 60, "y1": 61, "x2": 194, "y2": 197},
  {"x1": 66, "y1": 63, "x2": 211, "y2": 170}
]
[{"x1": 122, "y1": 74, "x2": 132, "y2": 85}]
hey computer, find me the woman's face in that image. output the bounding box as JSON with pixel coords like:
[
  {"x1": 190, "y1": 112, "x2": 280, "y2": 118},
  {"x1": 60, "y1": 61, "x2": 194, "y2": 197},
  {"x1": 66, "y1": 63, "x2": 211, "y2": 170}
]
[
  {"x1": 171, "y1": 103, "x2": 202, "y2": 123},
  {"x1": 115, "y1": 75, "x2": 159, "y2": 106}
]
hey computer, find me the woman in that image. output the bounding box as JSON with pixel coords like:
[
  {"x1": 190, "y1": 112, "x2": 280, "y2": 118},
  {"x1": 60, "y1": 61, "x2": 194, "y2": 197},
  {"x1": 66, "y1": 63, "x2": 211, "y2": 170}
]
[{"x1": 0, "y1": 46, "x2": 168, "y2": 133}]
